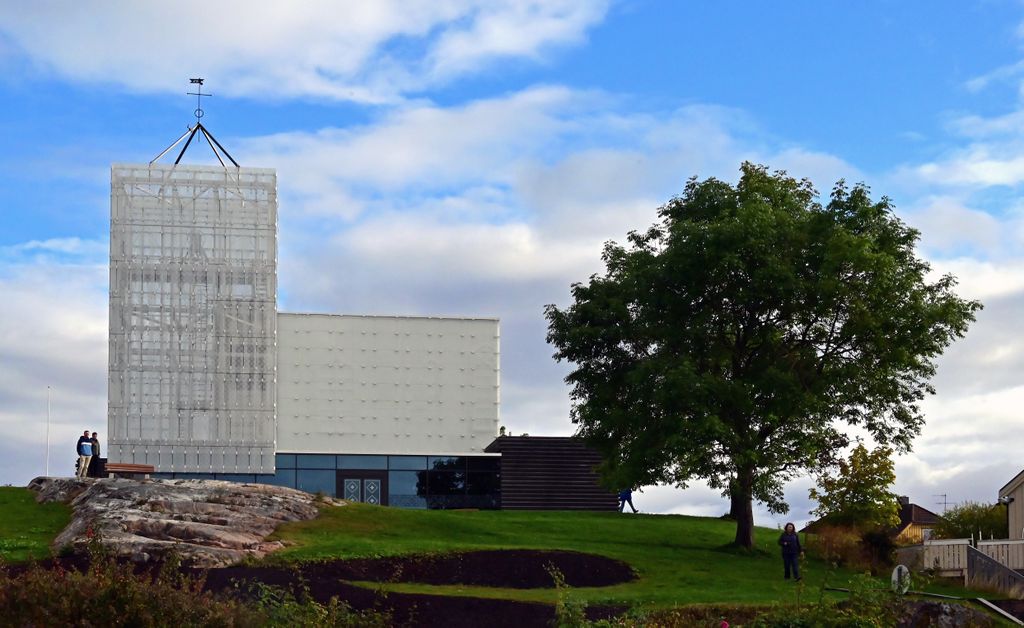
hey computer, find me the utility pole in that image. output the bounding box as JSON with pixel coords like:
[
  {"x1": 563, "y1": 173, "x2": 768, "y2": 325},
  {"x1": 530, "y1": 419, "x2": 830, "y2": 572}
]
[{"x1": 45, "y1": 385, "x2": 51, "y2": 476}]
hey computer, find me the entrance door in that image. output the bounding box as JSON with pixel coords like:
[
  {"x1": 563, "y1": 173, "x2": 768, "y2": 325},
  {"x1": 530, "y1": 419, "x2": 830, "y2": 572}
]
[{"x1": 338, "y1": 470, "x2": 388, "y2": 505}]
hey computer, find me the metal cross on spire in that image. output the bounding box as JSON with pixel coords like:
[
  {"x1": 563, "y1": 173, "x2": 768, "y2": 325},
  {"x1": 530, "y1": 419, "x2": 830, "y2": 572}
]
[
  {"x1": 187, "y1": 77, "x2": 211, "y2": 124},
  {"x1": 149, "y1": 78, "x2": 240, "y2": 168}
]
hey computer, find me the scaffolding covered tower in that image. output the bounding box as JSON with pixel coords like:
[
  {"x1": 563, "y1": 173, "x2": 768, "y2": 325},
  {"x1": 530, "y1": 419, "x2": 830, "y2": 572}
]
[{"x1": 107, "y1": 163, "x2": 278, "y2": 473}]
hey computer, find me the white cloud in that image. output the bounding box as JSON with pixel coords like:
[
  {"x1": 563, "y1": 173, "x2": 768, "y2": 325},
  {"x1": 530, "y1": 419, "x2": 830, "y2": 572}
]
[
  {"x1": 1, "y1": 237, "x2": 107, "y2": 258},
  {"x1": 913, "y1": 146, "x2": 1024, "y2": 187},
  {"x1": 0, "y1": 256, "x2": 108, "y2": 485},
  {"x1": 0, "y1": 1, "x2": 610, "y2": 103},
  {"x1": 964, "y1": 59, "x2": 1024, "y2": 94},
  {"x1": 900, "y1": 196, "x2": 1007, "y2": 256}
]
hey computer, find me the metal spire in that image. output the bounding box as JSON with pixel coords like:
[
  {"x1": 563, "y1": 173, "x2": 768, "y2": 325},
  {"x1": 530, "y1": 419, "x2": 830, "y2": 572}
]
[{"x1": 149, "y1": 78, "x2": 239, "y2": 168}]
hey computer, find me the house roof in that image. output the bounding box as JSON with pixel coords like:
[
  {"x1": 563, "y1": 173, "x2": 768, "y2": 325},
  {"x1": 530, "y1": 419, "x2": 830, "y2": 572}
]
[
  {"x1": 899, "y1": 501, "x2": 941, "y2": 527},
  {"x1": 1000, "y1": 468, "x2": 1024, "y2": 497},
  {"x1": 801, "y1": 498, "x2": 942, "y2": 535}
]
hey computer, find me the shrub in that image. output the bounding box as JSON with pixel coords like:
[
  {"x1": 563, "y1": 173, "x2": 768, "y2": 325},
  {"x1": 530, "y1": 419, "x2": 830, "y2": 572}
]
[
  {"x1": 806, "y1": 524, "x2": 862, "y2": 568},
  {"x1": 0, "y1": 551, "x2": 392, "y2": 627},
  {"x1": 932, "y1": 502, "x2": 1007, "y2": 540},
  {"x1": 858, "y1": 530, "x2": 895, "y2": 575},
  {"x1": 806, "y1": 525, "x2": 894, "y2": 573},
  {"x1": 0, "y1": 557, "x2": 260, "y2": 627}
]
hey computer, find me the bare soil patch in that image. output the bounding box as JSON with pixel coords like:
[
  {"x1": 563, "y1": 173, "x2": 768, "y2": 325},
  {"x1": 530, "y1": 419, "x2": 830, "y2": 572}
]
[
  {"x1": 197, "y1": 549, "x2": 633, "y2": 626},
  {"x1": 304, "y1": 548, "x2": 636, "y2": 588},
  {"x1": 8, "y1": 549, "x2": 631, "y2": 627}
]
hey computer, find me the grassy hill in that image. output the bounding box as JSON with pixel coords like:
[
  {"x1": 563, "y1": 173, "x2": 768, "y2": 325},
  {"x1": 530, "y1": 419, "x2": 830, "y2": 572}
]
[
  {"x1": 269, "y1": 503, "x2": 958, "y2": 609},
  {"x1": 0, "y1": 486, "x2": 999, "y2": 622},
  {"x1": 0, "y1": 487, "x2": 71, "y2": 562}
]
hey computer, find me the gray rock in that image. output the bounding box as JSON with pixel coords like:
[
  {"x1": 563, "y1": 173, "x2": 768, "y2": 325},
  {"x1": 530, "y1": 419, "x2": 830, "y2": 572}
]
[{"x1": 27, "y1": 476, "x2": 344, "y2": 568}]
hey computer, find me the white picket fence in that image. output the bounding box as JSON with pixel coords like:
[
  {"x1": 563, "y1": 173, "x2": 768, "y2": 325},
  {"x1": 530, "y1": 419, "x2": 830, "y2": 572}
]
[
  {"x1": 978, "y1": 539, "x2": 1024, "y2": 570},
  {"x1": 922, "y1": 538, "x2": 970, "y2": 575}
]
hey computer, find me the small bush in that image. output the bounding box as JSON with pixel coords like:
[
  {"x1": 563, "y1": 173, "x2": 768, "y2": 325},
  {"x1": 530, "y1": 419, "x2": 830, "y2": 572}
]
[
  {"x1": 0, "y1": 557, "x2": 260, "y2": 627},
  {"x1": 806, "y1": 525, "x2": 894, "y2": 573},
  {"x1": 807, "y1": 524, "x2": 862, "y2": 568},
  {"x1": 0, "y1": 550, "x2": 393, "y2": 628}
]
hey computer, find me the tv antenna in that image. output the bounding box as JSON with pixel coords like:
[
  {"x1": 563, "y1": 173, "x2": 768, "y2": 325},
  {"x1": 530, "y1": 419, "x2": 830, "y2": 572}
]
[{"x1": 933, "y1": 494, "x2": 950, "y2": 513}]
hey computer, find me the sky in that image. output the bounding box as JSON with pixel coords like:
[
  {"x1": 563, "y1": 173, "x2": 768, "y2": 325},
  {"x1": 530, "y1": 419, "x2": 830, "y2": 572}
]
[{"x1": 0, "y1": 1, "x2": 1022, "y2": 529}]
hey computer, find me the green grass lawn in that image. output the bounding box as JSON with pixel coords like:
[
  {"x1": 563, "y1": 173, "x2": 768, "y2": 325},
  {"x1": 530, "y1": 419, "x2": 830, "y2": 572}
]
[
  {"x1": 269, "y1": 503, "x2": 977, "y2": 609},
  {"x1": 0, "y1": 489, "x2": 999, "y2": 620},
  {"x1": 0, "y1": 487, "x2": 71, "y2": 563}
]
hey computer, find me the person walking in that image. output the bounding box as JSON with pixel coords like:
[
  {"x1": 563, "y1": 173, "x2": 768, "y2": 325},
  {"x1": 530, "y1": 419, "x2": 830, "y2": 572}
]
[
  {"x1": 618, "y1": 488, "x2": 638, "y2": 513},
  {"x1": 778, "y1": 522, "x2": 803, "y2": 580},
  {"x1": 76, "y1": 430, "x2": 93, "y2": 479},
  {"x1": 87, "y1": 432, "x2": 101, "y2": 478}
]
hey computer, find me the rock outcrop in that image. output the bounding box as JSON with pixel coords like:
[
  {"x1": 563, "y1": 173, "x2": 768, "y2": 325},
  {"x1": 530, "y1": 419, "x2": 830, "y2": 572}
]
[{"x1": 27, "y1": 477, "x2": 342, "y2": 568}]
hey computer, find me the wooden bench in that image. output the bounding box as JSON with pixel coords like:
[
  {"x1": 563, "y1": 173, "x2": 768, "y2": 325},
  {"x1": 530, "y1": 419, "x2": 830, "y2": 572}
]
[{"x1": 105, "y1": 463, "x2": 156, "y2": 479}]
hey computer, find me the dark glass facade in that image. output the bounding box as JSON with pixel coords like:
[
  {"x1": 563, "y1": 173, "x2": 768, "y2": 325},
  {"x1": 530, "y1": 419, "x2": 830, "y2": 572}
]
[{"x1": 153, "y1": 452, "x2": 501, "y2": 509}]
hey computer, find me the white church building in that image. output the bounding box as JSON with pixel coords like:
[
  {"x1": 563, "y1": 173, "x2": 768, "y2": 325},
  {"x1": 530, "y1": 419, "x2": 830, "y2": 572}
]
[{"x1": 106, "y1": 157, "x2": 502, "y2": 508}]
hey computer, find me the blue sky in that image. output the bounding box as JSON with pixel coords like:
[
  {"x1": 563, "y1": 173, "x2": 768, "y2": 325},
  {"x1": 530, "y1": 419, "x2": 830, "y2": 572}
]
[{"x1": 2, "y1": 1, "x2": 1023, "y2": 524}]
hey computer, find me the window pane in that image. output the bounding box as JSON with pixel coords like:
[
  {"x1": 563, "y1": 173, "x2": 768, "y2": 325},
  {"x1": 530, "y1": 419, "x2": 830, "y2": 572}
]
[
  {"x1": 276, "y1": 454, "x2": 297, "y2": 469},
  {"x1": 427, "y1": 471, "x2": 466, "y2": 495},
  {"x1": 296, "y1": 469, "x2": 336, "y2": 496},
  {"x1": 468, "y1": 472, "x2": 500, "y2": 495},
  {"x1": 388, "y1": 470, "x2": 427, "y2": 508},
  {"x1": 337, "y1": 455, "x2": 388, "y2": 470},
  {"x1": 467, "y1": 456, "x2": 500, "y2": 471},
  {"x1": 296, "y1": 454, "x2": 335, "y2": 469},
  {"x1": 389, "y1": 456, "x2": 427, "y2": 470},
  {"x1": 428, "y1": 456, "x2": 466, "y2": 471}
]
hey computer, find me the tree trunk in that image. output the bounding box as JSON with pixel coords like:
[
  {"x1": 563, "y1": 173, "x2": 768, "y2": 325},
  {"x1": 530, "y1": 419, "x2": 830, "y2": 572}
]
[
  {"x1": 732, "y1": 470, "x2": 755, "y2": 548},
  {"x1": 728, "y1": 482, "x2": 744, "y2": 520}
]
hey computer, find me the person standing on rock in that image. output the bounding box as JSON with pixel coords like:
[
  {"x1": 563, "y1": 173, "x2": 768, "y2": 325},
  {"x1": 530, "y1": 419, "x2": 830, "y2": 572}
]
[
  {"x1": 76, "y1": 430, "x2": 93, "y2": 479},
  {"x1": 88, "y1": 432, "x2": 101, "y2": 478}
]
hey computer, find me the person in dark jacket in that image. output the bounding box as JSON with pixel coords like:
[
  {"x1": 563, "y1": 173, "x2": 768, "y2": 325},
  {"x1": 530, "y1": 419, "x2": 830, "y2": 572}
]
[
  {"x1": 778, "y1": 522, "x2": 802, "y2": 580},
  {"x1": 618, "y1": 488, "x2": 638, "y2": 513},
  {"x1": 87, "y1": 432, "x2": 101, "y2": 477}
]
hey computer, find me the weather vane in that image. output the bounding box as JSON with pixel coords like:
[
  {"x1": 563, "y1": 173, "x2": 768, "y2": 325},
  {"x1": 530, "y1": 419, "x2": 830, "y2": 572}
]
[{"x1": 187, "y1": 78, "x2": 211, "y2": 124}]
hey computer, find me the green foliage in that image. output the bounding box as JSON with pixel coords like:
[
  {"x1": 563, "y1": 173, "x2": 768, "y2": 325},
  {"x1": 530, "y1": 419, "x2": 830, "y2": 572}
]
[
  {"x1": 0, "y1": 553, "x2": 261, "y2": 627},
  {"x1": 0, "y1": 487, "x2": 71, "y2": 562},
  {"x1": 0, "y1": 545, "x2": 392, "y2": 627},
  {"x1": 809, "y1": 444, "x2": 900, "y2": 530},
  {"x1": 751, "y1": 574, "x2": 903, "y2": 628},
  {"x1": 544, "y1": 163, "x2": 981, "y2": 547},
  {"x1": 932, "y1": 501, "x2": 1008, "y2": 540},
  {"x1": 548, "y1": 565, "x2": 590, "y2": 628},
  {"x1": 246, "y1": 580, "x2": 392, "y2": 627}
]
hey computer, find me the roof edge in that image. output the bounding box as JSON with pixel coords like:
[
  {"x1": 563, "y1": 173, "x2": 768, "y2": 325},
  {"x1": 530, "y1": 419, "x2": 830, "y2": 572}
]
[
  {"x1": 279, "y1": 311, "x2": 500, "y2": 323},
  {"x1": 1000, "y1": 468, "x2": 1024, "y2": 496}
]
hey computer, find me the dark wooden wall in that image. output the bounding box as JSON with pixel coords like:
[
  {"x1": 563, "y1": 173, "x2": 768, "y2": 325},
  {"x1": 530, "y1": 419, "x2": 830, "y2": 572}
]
[{"x1": 485, "y1": 437, "x2": 619, "y2": 511}]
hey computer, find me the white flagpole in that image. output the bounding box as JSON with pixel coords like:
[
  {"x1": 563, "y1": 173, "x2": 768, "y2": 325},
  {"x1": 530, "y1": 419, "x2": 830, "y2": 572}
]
[{"x1": 45, "y1": 385, "x2": 51, "y2": 476}]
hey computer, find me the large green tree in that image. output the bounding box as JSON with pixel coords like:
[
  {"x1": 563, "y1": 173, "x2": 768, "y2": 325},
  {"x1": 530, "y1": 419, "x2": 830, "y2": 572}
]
[
  {"x1": 808, "y1": 443, "x2": 900, "y2": 530},
  {"x1": 545, "y1": 163, "x2": 980, "y2": 548}
]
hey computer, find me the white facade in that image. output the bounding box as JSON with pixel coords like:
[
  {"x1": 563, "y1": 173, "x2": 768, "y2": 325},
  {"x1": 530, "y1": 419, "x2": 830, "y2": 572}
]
[
  {"x1": 277, "y1": 313, "x2": 499, "y2": 456},
  {"x1": 107, "y1": 164, "x2": 278, "y2": 473}
]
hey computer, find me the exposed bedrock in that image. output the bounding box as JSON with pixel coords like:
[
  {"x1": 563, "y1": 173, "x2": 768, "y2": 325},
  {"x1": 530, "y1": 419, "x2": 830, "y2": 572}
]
[{"x1": 27, "y1": 476, "x2": 341, "y2": 568}]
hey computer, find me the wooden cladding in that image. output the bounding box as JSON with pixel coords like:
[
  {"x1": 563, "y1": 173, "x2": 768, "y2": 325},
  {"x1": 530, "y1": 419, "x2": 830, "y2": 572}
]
[{"x1": 486, "y1": 437, "x2": 618, "y2": 511}]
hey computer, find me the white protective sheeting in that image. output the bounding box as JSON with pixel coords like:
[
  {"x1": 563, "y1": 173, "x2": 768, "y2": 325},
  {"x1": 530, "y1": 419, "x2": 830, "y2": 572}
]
[
  {"x1": 277, "y1": 313, "x2": 499, "y2": 456},
  {"x1": 107, "y1": 164, "x2": 277, "y2": 473}
]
